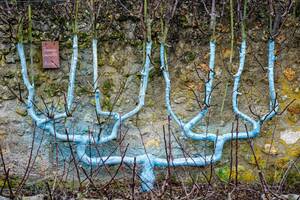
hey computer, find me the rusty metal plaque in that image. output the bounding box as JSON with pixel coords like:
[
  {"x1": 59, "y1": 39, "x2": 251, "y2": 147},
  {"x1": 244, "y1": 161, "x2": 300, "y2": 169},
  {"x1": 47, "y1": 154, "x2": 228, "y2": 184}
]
[{"x1": 42, "y1": 41, "x2": 60, "y2": 69}]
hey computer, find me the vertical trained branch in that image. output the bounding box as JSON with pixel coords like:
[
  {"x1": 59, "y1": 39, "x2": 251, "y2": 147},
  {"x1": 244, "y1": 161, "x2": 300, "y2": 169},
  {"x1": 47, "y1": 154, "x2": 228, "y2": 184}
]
[
  {"x1": 229, "y1": 0, "x2": 234, "y2": 63},
  {"x1": 17, "y1": 17, "x2": 23, "y2": 43},
  {"x1": 210, "y1": 0, "x2": 216, "y2": 40},
  {"x1": 73, "y1": 0, "x2": 79, "y2": 34},
  {"x1": 28, "y1": 4, "x2": 32, "y2": 55},
  {"x1": 28, "y1": 4, "x2": 34, "y2": 87},
  {"x1": 241, "y1": 0, "x2": 247, "y2": 40},
  {"x1": 144, "y1": 0, "x2": 151, "y2": 43},
  {"x1": 90, "y1": 0, "x2": 96, "y2": 37}
]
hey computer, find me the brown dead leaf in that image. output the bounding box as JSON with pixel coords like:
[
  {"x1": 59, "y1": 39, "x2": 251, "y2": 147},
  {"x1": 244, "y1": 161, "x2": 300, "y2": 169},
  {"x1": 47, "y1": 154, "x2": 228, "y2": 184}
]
[
  {"x1": 283, "y1": 67, "x2": 296, "y2": 81},
  {"x1": 197, "y1": 63, "x2": 210, "y2": 73},
  {"x1": 288, "y1": 103, "x2": 300, "y2": 115}
]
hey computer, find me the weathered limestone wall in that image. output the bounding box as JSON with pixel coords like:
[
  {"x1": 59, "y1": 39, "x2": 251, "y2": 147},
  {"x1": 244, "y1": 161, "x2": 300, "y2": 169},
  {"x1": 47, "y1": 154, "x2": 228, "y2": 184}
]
[{"x1": 0, "y1": 2, "x2": 299, "y2": 186}]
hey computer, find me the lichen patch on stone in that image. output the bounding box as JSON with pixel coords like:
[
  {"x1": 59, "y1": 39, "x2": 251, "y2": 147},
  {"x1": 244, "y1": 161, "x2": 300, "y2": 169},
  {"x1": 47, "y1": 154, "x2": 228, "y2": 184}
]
[{"x1": 280, "y1": 130, "x2": 300, "y2": 144}]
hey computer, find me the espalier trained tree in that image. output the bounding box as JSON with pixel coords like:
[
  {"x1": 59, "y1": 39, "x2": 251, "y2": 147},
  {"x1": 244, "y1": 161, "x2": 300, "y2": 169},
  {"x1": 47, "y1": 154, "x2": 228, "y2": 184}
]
[{"x1": 17, "y1": 0, "x2": 281, "y2": 192}]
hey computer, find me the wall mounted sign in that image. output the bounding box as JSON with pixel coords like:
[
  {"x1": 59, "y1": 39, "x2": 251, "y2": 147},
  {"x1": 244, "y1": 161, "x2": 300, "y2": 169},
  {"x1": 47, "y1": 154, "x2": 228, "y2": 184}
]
[{"x1": 42, "y1": 41, "x2": 60, "y2": 69}]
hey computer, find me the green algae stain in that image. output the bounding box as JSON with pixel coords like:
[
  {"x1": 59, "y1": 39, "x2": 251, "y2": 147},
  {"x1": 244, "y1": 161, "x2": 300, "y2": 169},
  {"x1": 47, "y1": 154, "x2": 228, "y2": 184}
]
[{"x1": 216, "y1": 165, "x2": 256, "y2": 183}]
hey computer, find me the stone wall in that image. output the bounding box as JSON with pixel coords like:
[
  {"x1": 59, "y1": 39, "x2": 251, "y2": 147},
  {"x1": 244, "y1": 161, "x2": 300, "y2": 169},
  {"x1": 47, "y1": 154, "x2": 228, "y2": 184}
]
[{"x1": 0, "y1": 2, "x2": 299, "y2": 187}]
